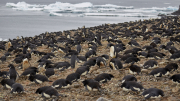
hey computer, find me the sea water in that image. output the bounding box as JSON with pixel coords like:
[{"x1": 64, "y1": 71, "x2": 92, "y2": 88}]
[{"x1": 0, "y1": 0, "x2": 179, "y2": 40}]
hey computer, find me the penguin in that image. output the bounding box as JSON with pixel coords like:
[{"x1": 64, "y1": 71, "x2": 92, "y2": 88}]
[
  {"x1": 35, "y1": 86, "x2": 52, "y2": 94},
  {"x1": 52, "y1": 79, "x2": 72, "y2": 89},
  {"x1": 76, "y1": 44, "x2": 82, "y2": 53},
  {"x1": 96, "y1": 56, "x2": 106, "y2": 68},
  {"x1": 11, "y1": 83, "x2": 24, "y2": 93},
  {"x1": 0, "y1": 79, "x2": 15, "y2": 89},
  {"x1": 109, "y1": 43, "x2": 117, "y2": 58},
  {"x1": 119, "y1": 54, "x2": 136, "y2": 61},
  {"x1": 75, "y1": 66, "x2": 90, "y2": 76},
  {"x1": 149, "y1": 68, "x2": 170, "y2": 77},
  {"x1": 170, "y1": 74, "x2": 180, "y2": 84},
  {"x1": 20, "y1": 68, "x2": 38, "y2": 77},
  {"x1": 129, "y1": 64, "x2": 141, "y2": 74},
  {"x1": 22, "y1": 58, "x2": 31, "y2": 71},
  {"x1": 7, "y1": 64, "x2": 18, "y2": 81},
  {"x1": 66, "y1": 73, "x2": 81, "y2": 83},
  {"x1": 83, "y1": 57, "x2": 97, "y2": 67},
  {"x1": 143, "y1": 60, "x2": 158, "y2": 69},
  {"x1": 142, "y1": 88, "x2": 164, "y2": 99},
  {"x1": 45, "y1": 68, "x2": 55, "y2": 78},
  {"x1": 100, "y1": 54, "x2": 109, "y2": 61},
  {"x1": 169, "y1": 52, "x2": 180, "y2": 61},
  {"x1": 13, "y1": 57, "x2": 23, "y2": 64},
  {"x1": 121, "y1": 75, "x2": 137, "y2": 83},
  {"x1": 42, "y1": 87, "x2": 63, "y2": 98},
  {"x1": 0, "y1": 71, "x2": 8, "y2": 78},
  {"x1": 28, "y1": 74, "x2": 52, "y2": 84},
  {"x1": 146, "y1": 52, "x2": 164, "y2": 59},
  {"x1": 109, "y1": 58, "x2": 123, "y2": 70},
  {"x1": 82, "y1": 79, "x2": 101, "y2": 91},
  {"x1": 0, "y1": 56, "x2": 6, "y2": 62},
  {"x1": 54, "y1": 62, "x2": 71, "y2": 71},
  {"x1": 70, "y1": 54, "x2": 77, "y2": 69},
  {"x1": 85, "y1": 50, "x2": 96, "y2": 59},
  {"x1": 94, "y1": 73, "x2": 114, "y2": 83},
  {"x1": 138, "y1": 51, "x2": 148, "y2": 58},
  {"x1": 77, "y1": 56, "x2": 87, "y2": 63},
  {"x1": 164, "y1": 63, "x2": 178, "y2": 72},
  {"x1": 124, "y1": 57, "x2": 140, "y2": 64},
  {"x1": 121, "y1": 81, "x2": 144, "y2": 92},
  {"x1": 128, "y1": 40, "x2": 140, "y2": 47}
]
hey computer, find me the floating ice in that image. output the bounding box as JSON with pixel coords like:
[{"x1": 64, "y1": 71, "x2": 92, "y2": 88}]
[
  {"x1": 80, "y1": 13, "x2": 155, "y2": 17},
  {"x1": 5, "y1": 2, "x2": 178, "y2": 17},
  {"x1": 141, "y1": 6, "x2": 178, "y2": 12}
]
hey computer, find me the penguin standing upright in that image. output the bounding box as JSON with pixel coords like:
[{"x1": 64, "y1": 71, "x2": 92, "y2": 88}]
[
  {"x1": 8, "y1": 64, "x2": 18, "y2": 81},
  {"x1": 109, "y1": 44, "x2": 117, "y2": 58}
]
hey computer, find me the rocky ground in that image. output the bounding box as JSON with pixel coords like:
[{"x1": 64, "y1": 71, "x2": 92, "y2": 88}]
[{"x1": 0, "y1": 16, "x2": 180, "y2": 101}]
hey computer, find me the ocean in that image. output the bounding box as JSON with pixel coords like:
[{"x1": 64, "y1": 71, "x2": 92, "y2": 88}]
[{"x1": 0, "y1": 0, "x2": 179, "y2": 40}]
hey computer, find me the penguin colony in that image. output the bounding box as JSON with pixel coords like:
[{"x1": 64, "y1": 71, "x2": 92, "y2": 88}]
[{"x1": 0, "y1": 16, "x2": 180, "y2": 100}]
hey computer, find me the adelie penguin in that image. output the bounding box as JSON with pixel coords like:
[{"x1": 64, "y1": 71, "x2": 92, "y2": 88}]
[
  {"x1": 121, "y1": 81, "x2": 144, "y2": 92},
  {"x1": 7, "y1": 64, "x2": 19, "y2": 81},
  {"x1": 36, "y1": 86, "x2": 63, "y2": 98},
  {"x1": 170, "y1": 74, "x2": 180, "y2": 84},
  {"x1": 149, "y1": 68, "x2": 171, "y2": 77},
  {"x1": 82, "y1": 79, "x2": 101, "y2": 91},
  {"x1": 36, "y1": 86, "x2": 52, "y2": 95},
  {"x1": 96, "y1": 56, "x2": 106, "y2": 68},
  {"x1": 128, "y1": 64, "x2": 141, "y2": 75},
  {"x1": 109, "y1": 43, "x2": 117, "y2": 58},
  {"x1": 66, "y1": 73, "x2": 81, "y2": 83},
  {"x1": 121, "y1": 75, "x2": 137, "y2": 83},
  {"x1": 0, "y1": 79, "x2": 15, "y2": 89},
  {"x1": 28, "y1": 74, "x2": 52, "y2": 84},
  {"x1": 94, "y1": 73, "x2": 114, "y2": 83},
  {"x1": 11, "y1": 83, "x2": 24, "y2": 93},
  {"x1": 143, "y1": 60, "x2": 158, "y2": 70},
  {"x1": 165, "y1": 63, "x2": 178, "y2": 72},
  {"x1": 142, "y1": 88, "x2": 164, "y2": 99},
  {"x1": 109, "y1": 58, "x2": 123, "y2": 70},
  {"x1": 75, "y1": 66, "x2": 90, "y2": 76},
  {"x1": 52, "y1": 79, "x2": 72, "y2": 89},
  {"x1": 45, "y1": 68, "x2": 55, "y2": 78}
]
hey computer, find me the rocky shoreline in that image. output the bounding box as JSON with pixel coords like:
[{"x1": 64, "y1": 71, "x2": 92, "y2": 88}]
[{"x1": 0, "y1": 16, "x2": 180, "y2": 101}]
